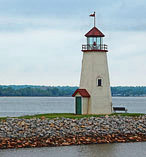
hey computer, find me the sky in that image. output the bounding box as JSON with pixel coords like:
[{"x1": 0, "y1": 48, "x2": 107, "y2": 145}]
[{"x1": 0, "y1": 0, "x2": 146, "y2": 86}]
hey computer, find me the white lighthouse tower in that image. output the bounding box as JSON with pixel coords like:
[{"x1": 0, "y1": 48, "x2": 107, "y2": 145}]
[{"x1": 73, "y1": 12, "x2": 112, "y2": 114}]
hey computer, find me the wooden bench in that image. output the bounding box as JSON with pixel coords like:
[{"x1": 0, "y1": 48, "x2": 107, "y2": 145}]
[{"x1": 113, "y1": 107, "x2": 128, "y2": 113}]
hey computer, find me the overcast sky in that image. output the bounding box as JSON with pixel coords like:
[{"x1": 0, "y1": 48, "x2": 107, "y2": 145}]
[{"x1": 0, "y1": 0, "x2": 146, "y2": 86}]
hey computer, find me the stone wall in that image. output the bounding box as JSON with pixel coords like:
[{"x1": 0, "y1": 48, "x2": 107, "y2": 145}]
[{"x1": 0, "y1": 115, "x2": 146, "y2": 149}]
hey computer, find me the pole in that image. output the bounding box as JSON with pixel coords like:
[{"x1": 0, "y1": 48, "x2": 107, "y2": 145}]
[{"x1": 94, "y1": 12, "x2": 96, "y2": 27}]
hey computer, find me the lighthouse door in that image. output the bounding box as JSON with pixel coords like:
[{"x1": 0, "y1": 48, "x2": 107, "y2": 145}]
[{"x1": 76, "y1": 97, "x2": 82, "y2": 114}]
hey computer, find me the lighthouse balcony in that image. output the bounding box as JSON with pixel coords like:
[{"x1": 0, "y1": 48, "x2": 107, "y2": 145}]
[{"x1": 82, "y1": 44, "x2": 108, "y2": 52}]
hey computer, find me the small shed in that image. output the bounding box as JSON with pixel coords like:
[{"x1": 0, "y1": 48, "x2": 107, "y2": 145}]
[{"x1": 72, "y1": 89, "x2": 90, "y2": 114}]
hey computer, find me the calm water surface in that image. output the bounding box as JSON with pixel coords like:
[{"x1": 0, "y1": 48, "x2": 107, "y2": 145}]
[
  {"x1": 0, "y1": 97, "x2": 146, "y2": 156},
  {"x1": 0, "y1": 97, "x2": 146, "y2": 117},
  {"x1": 0, "y1": 142, "x2": 146, "y2": 157}
]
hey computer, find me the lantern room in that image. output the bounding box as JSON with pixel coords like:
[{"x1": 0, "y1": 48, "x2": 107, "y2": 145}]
[{"x1": 82, "y1": 27, "x2": 108, "y2": 52}]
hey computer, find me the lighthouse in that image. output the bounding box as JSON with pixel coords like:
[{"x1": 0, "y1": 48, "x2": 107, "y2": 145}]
[{"x1": 72, "y1": 12, "x2": 112, "y2": 114}]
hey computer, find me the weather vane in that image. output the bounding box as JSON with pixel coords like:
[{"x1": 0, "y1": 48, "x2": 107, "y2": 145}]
[{"x1": 89, "y1": 11, "x2": 96, "y2": 27}]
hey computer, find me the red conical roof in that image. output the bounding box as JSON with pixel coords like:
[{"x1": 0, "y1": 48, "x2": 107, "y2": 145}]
[{"x1": 85, "y1": 27, "x2": 105, "y2": 37}]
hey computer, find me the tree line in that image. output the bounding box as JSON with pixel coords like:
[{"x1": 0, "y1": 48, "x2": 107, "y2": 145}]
[
  {"x1": 0, "y1": 86, "x2": 78, "y2": 97},
  {"x1": 0, "y1": 85, "x2": 146, "y2": 97},
  {"x1": 111, "y1": 86, "x2": 146, "y2": 96}
]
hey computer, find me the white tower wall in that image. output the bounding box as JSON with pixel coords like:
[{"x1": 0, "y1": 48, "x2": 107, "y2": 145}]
[{"x1": 80, "y1": 51, "x2": 112, "y2": 114}]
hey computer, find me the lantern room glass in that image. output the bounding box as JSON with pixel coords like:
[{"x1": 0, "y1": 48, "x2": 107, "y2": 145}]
[{"x1": 87, "y1": 37, "x2": 102, "y2": 45}]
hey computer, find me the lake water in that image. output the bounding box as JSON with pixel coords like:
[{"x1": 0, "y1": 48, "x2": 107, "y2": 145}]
[
  {"x1": 0, "y1": 142, "x2": 146, "y2": 157},
  {"x1": 0, "y1": 97, "x2": 146, "y2": 117},
  {"x1": 0, "y1": 97, "x2": 146, "y2": 156}
]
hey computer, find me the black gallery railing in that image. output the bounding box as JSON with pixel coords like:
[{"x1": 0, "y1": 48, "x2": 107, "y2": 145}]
[{"x1": 82, "y1": 44, "x2": 108, "y2": 51}]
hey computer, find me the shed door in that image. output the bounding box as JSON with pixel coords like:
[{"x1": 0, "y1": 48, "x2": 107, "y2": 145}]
[{"x1": 76, "y1": 97, "x2": 82, "y2": 114}]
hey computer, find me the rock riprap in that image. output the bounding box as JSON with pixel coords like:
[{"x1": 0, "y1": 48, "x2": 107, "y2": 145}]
[{"x1": 0, "y1": 115, "x2": 146, "y2": 149}]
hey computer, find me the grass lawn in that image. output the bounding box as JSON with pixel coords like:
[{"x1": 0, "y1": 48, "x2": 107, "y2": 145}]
[{"x1": 0, "y1": 113, "x2": 145, "y2": 120}]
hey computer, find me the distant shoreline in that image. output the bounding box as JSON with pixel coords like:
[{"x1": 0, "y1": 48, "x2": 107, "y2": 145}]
[
  {"x1": 0, "y1": 96, "x2": 146, "y2": 97},
  {"x1": 1, "y1": 86, "x2": 146, "y2": 97}
]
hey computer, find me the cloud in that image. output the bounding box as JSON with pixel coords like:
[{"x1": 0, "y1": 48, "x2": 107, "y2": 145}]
[
  {"x1": 0, "y1": 28, "x2": 83, "y2": 85},
  {"x1": 0, "y1": 28, "x2": 146, "y2": 86},
  {"x1": 0, "y1": 0, "x2": 146, "y2": 85},
  {"x1": 107, "y1": 31, "x2": 146, "y2": 86},
  {"x1": 0, "y1": 16, "x2": 85, "y2": 32},
  {"x1": 0, "y1": 0, "x2": 146, "y2": 32}
]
